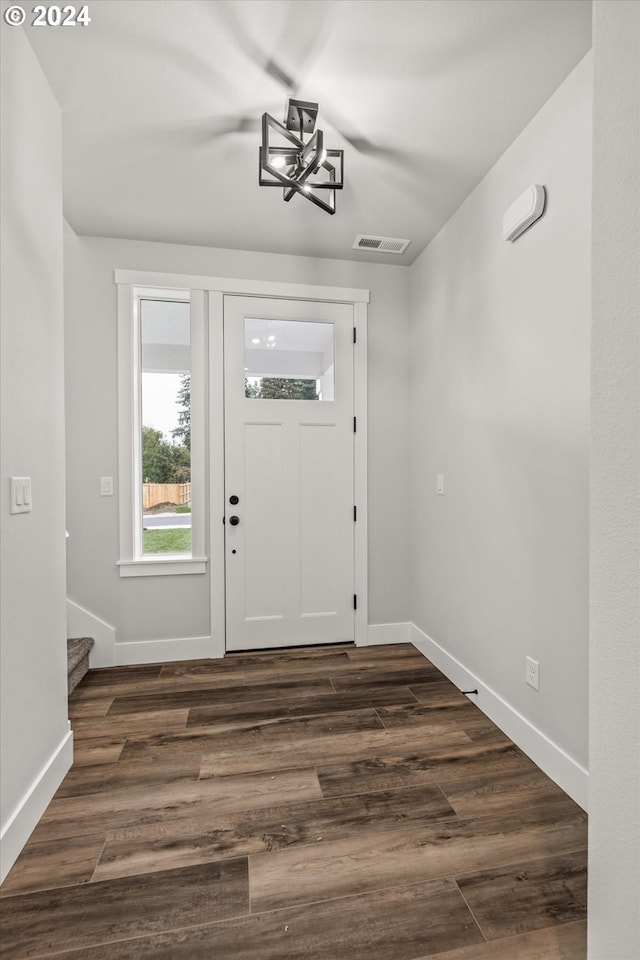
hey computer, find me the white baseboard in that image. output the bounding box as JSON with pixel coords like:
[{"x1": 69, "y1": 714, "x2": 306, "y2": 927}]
[
  {"x1": 0, "y1": 729, "x2": 73, "y2": 884},
  {"x1": 366, "y1": 622, "x2": 412, "y2": 646},
  {"x1": 66, "y1": 599, "x2": 116, "y2": 667},
  {"x1": 115, "y1": 635, "x2": 212, "y2": 665},
  {"x1": 408, "y1": 623, "x2": 589, "y2": 811}
]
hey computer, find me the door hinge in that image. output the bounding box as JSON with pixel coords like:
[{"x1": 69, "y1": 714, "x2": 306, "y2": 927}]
[
  {"x1": 353, "y1": 593, "x2": 357, "y2": 610},
  {"x1": 353, "y1": 416, "x2": 357, "y2": 433},
  {"x1": 353, "y1": 327, "x2": 357, "y2": 344},
  {"x1": 353, "y1": 505, "x2": 357, "y2": 522}
]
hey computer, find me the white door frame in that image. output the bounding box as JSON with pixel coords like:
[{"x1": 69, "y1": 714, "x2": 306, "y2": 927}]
[
  {"x1": 223, "y1": 296, "x2": 356, "y2": 652},
  {"x1": 113, "y1": 270, "x2": 368, "y2": 659},
  {"x1": 207, "y1": 277, "x2": 369, "y2": 659}
]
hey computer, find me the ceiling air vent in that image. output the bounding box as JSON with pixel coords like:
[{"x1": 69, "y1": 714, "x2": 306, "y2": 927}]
[{"x1": 353, "y1": 235, "x2": 410, "y2": 255}]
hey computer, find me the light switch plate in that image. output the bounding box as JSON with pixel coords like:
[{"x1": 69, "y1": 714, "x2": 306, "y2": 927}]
[
  {"x1": 100, "y1": 477, "x2": 114, "y2": 496},
  {"x1": 437, "y1": 474, "x2": 445, "y2": 495},
  {"x1": 10, "y1": 477, "x2": 32, "y2": 514}
]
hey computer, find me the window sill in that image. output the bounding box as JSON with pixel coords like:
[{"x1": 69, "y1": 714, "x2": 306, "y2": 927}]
[{"x1": 117, "y1": 557, "x2": 208, "y2": 578}]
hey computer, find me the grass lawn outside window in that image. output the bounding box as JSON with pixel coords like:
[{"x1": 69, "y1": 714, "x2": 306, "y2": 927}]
[{"x1": 143, "y1": 528, "x2": 191, "y2": 554}]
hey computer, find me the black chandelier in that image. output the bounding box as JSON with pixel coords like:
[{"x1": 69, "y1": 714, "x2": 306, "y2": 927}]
[{"x1": 259, "y1": 98, "x2": 344, "y2": 215}]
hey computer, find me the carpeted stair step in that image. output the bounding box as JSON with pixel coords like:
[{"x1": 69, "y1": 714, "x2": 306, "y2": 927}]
[{"x1": 67, "y1": 637, "x2": 95, "y2": 694}]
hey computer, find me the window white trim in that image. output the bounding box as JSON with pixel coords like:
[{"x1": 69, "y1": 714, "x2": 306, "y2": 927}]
[
  {"x1": 117, "y1": 557, "x2": 207, "y2": 577},
  {"x1": 114, "y1": 270, "x2": 370, "y2": 305},
  {"x1": 209, "y1": 292, "x2": 226, "y2": 658},
  {"x1": 116, "y1": 281, "x2": 207, "y2": 577},
  {"x1": 187, "y1": 290, "x2": 206, "y2": 563}
]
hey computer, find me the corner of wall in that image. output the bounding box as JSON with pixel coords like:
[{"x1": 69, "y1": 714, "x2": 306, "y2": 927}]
[
  {"x1": 408, "y1": 623, "x2": 588, "y2": 809},
  {"x1": 66, "y1": 598, "x2": 116, "y2": 667},
  {"x1": 0, "y1": 731, "x2": 73, "y2": 884},
  {"x1": 588, "y1": 2, "x2": 640, "y2": 955},
  {"x1": 1, "y1": 21, "x2": 69, "y2": 883},
  {"x1": 406, "y1": 53, "x2": 592, "y2": 805},
  {"x1": 365, "y1": 622, "x2": 412, "y2": 646}
]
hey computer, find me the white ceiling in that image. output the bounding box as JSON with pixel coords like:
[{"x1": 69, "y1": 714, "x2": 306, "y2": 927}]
[{"x1": 26, "y1": 0, "x2": 592, "y2": 265}]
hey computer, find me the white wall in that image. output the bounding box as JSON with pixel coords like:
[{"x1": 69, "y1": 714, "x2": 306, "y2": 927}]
[
  {"x1": 588, "y1": 2, "x2": 640, "y2": 956},
  {"x1": 0, "y1": 26, "x2": 70, "y2": 882},
  {"x1": 408, "y1": 54, "x2": 592, "y2": 797},
  {"x1": 64, "y1": 235, "x2": 410, "y2": 652}
]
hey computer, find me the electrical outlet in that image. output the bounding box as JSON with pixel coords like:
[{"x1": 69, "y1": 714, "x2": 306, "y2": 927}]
[{"x1": 526, "y1": 656, "x2": 540, "y2": 691}]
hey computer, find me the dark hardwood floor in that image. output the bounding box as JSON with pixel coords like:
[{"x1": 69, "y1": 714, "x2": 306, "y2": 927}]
[{"x1": 0, "y1": 643, "x2": 587, "y2": 959}]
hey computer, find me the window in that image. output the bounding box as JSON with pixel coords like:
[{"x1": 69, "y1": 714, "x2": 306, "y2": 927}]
[
  {"x1": 244, "y1": 318, "x2": 335, "y2": 401},
  {"x1": 116, "y1": 283, "x2": 206, "y2": 576},
  {"x1": 140, "y1": 298, "x2": 192, "y2": 556}
]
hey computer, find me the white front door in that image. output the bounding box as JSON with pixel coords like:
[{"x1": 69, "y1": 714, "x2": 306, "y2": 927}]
[{"x1": 224, "y1": 296, "x2": 355, "y2": 651}]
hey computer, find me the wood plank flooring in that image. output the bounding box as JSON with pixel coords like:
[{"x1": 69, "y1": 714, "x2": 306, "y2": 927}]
[{"x1": 0, "y1": 643, "x2": 587, "y2": 959}]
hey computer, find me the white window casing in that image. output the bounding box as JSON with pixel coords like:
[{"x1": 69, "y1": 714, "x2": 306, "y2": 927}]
[{"x1": 116, "y1": 282, "x2": 207, "y2": 577}]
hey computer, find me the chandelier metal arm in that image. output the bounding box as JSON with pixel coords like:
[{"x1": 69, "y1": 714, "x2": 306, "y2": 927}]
[{"x1": 259, "y1": 100, "x2": 344, "y2": 215}]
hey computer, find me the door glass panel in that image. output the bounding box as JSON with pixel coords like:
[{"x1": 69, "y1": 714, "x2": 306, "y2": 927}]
[
  {"x1": 244, "y1": 318, "x2": 335, "y2": 400},
  {"x1": 140, "y1": 298, "x2": 191, "y2": 555}
]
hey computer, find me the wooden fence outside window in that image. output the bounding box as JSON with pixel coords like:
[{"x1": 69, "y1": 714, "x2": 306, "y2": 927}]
[{"x1": 142, "y1": 483, "x2": 191, "y2": 509}]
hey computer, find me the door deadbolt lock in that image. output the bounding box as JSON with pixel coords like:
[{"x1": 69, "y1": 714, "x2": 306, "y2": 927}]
[
  {"x1": 229, "y1": 495, "x2": 239, "y2": 505},
  {"x1": 229, "y1": 515, "x2": 240, "y2": 526}
]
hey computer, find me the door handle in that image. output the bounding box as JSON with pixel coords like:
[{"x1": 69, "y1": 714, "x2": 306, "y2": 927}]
[{"x1": 229, "y1": 515, "x2": 240, "y2": 526}]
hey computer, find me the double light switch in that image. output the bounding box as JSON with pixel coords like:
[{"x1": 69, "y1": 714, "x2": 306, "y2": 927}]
[{"x1": 10, "y1": 477, "x2": 32, "y2": 514}]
